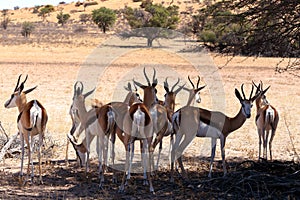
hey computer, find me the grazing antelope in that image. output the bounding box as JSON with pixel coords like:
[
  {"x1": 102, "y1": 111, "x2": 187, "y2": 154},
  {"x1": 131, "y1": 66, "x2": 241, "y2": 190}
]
[
  {"x1": 170, "y1": 84, "x2": 262, "y2": 181},
  {"x1": 65, "y1": 82, "x2": 84, "y2": 165},
  {"x1": 68, "y1": 82, "x2": 142, "y2": 184},
  {"x1": 253, "y1": 81, "x2": 279, "y2": 161},
  {"x1": 4, "y1": 74, "x2": 48, "y2": 185},
  {"x1": 65, "y1": 81, "x2": 104, "y2": 166},
  {"x1": 67, "y1": 82, "x2": 117, "y2": 188},
  {"x1": 119, "y1": 68, "x2": 158, "y2": 193}
]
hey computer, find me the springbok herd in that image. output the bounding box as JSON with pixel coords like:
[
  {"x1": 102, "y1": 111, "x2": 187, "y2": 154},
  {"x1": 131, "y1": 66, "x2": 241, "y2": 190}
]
[{"x1": 4, "y1": 68, "x2": 279, "y2": 193}]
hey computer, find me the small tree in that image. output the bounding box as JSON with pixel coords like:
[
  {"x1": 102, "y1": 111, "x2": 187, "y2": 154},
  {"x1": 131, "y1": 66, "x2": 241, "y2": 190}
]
[
  {"x1": 79, "y1": 13, "x2": 92, "y2": 24},
  {"x1": 120, "y1": 2, "x2": 180, "y2": 47},
  {"x1": 21, "y1": 21, "x2": 35, "y2": 38},
  {"x1": 92, "y1": 7, "x2": 116, "y2": 33},
  {"x1": 1, "y1": 9, "x2": 10, "y2": 30},
  {"x1": 38, "y1": 5, "x2": 55, "y2": 21},
  {"x1": 57, "y1": 12, "x2": 70, "y2": 26}
]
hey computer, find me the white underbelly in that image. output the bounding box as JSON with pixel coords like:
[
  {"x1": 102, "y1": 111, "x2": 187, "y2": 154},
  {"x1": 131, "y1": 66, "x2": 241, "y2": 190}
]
[
  {"x1": 88, "y1": 121, "x2": 102, "y2": 136},
  {"x1": 196, "y1": 121, "x2": 222, "y2": 138}
]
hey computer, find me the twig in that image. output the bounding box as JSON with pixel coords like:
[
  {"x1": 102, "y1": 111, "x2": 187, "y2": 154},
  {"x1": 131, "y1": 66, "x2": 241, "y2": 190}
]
[
  {"x1": 0, "y1": 121, "x2": 8, "y2": 143},
  {"x1": 283, "y1": 115, "x2": 300, "y2": 162},
  {"x1": 0, "y1": 132, "x2": 19, "y2": 162}
]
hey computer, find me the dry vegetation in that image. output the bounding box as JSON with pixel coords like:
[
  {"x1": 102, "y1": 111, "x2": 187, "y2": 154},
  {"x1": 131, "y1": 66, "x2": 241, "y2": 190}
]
[{"x1": 0, "y1": 0, "x2": 299, "y2": 199}]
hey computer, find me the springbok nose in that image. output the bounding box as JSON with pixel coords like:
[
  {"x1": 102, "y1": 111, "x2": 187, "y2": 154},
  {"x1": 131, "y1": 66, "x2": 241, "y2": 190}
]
[{"x1": 246, "y1": 114, "x2": 251, "y2": 118}]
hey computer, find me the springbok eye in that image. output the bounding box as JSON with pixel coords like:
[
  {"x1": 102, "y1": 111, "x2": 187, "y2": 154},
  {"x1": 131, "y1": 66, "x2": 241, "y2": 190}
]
[{"x1": 251, "y1": 105, "x2": 253, "y2": 108}]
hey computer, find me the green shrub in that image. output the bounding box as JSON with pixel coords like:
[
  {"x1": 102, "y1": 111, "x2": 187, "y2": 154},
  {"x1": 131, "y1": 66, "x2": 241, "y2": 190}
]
[
  {"x1": 200, "y1": 30, "x2": 217, "y2": 43},
  {"x1": 21, "y1": 21, "x2": 35, "y2": 37},
  {"x1": 92, "y1": 7, "x2": 116, "y2": 33},
  {"x1": 57, "y1": 12, "x2": 70, "y2": 26}
]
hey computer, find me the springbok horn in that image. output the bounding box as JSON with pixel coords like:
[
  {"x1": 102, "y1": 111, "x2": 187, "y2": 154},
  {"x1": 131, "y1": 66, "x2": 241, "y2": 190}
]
[
  {"x1": 152, "y1": 68, "x2": 157, "y2": 85},
  {"x1": 171, "y1": 78, "x2": 180, "y2": 92},
  {"x1": 241, "y1": 84, "x2": 246, "y2": 100},
  {"x1": 249, "y1": 84, "x2": 254, "y2": 100},
  {"x1": 18, "y1": 74, "x2": 28, "y2": 92},
  {"x1": 164, "y1": 77, "x2": 169, "y2": 93},
  {"x1": 14, "y1": 74, "x2": 22, "y2": 91},
  {"x1": 22, "y1": 74, "x2": 28, "y2": 85},
  {"x1": 143, "y1": 67, "x2": 151, "y2": 86},
  {"x1": 252, "y1": 80, "x2": 258, "y2": 88},
  {"x1": 133, "y1": 81, "x2": 138, "y2": 91},
  {"x1": 188, "y1": 76, "x2": 195, "y2": 89},
  {"x1": 196, "y1": 76, "x2": 201, "y2": 88}
]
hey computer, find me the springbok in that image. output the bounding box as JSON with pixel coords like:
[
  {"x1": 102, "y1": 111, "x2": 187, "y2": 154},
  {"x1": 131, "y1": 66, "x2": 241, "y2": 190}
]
[
  {"x1": 170, "y1": 84, "x2": 263, "y2": 181},
  {"x1": 170, "y1": 76, "x2": 206, "y2": 151},
  {"x1": 152, "y1": 77, "x2": 185, "y2": 169},
  {"x1": 119, "y1": 68, "x2": 158, "y2": 193},
  {"x1": 253, "y1": 81, "x2": 279, "y2": 161},
  {"x1": 4, "y1": 74, "x2": 48, "y2": 185},
  {"x1": 67, "y1": 82, "x2": 118, "y2": 188},
  {"x1": 68, "y1": 82, "x2": 142, "y2": 184},
  {"x1": 65, "y1": 81, "x2": 104, "y2": 166}
]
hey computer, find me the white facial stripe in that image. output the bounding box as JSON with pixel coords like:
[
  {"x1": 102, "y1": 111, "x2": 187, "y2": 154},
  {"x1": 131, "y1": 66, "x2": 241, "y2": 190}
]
[{"x1": 5, "y1": 95, "x2": 17, "y2": 108}]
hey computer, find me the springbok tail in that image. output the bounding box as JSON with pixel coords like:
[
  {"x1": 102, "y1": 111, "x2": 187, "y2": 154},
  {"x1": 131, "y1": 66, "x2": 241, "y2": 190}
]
[
  {"x1": 27, "y1": 100, "x2": 42, "y2": 131},
  {"x1": 132, "y1": 106, "x2": 145, "y2": 138},
  {"x1": 106, "y1": 107, "x2": 115, "y2": 133},
  {"x1": 266, "y1": 106, "x2": 275, "y2": 129}
]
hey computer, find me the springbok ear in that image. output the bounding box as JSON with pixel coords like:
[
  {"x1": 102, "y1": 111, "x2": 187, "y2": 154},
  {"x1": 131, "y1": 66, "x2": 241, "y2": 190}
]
[
  {"x1": 261, "y1": 85, "x2": 270, "y2": 96},
  {"x1": 83, "y1": 87, "x2": 96, "y2": 98},
  {"x1": 182, "y1": 86, "x2": 190, "y2": 91},
  {"x1": 235, "y1": 89, "x2": 243, "y2": 102},
  {"x1": 24, "y1": 86, "x2": 37, "y2": 94},
  {"x1": 174, "y1": 83, "x2": 186, "y2": 95},
  {"x1": 196, "y1": 85, "x2": 206, "y2": 92}
]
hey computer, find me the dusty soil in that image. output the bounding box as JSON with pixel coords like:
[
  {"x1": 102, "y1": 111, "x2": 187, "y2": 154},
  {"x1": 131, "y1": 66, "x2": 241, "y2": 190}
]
[{"x1": 0, "y1": 2, "x2": 300, "y2": 198}]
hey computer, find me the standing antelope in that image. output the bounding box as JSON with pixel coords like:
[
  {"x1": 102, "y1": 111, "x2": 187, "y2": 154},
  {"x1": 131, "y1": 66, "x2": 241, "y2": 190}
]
[
  {"x1": 170, "y1": 84, "x2": 263, "y2": 181},
  {"x1": 170, "y1": 76, "x2": 206, "y2": 149},
  {"x1": 4, "y1": 74, "x2": 48, "y2": 185},
  {"x1": 253, "y1": 81, "x2": 279, "y2": 161},
  {"x1": 119, "y1": 68, "x2": 158, "y2": 193},
  {"x1": 152, "y1": 77, "x2": 185, "y2": 169}
]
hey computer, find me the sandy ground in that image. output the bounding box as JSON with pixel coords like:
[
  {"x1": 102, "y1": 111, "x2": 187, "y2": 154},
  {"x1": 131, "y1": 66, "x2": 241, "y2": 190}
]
[
  {"x1": 0, "y1": 35, "x2": 299, "y2": 198},
  {"x1": 0, "y1": 1, "x2": 299, "y2": 198}
]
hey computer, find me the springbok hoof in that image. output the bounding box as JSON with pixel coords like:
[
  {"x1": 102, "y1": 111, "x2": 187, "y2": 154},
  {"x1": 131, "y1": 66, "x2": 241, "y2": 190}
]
[
  {"x1": 118, "y1": 185, "x2": 125, "y2": 193},
  {"x1": 143, "y1": 179, "x2": 149, "y2": 186}
]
